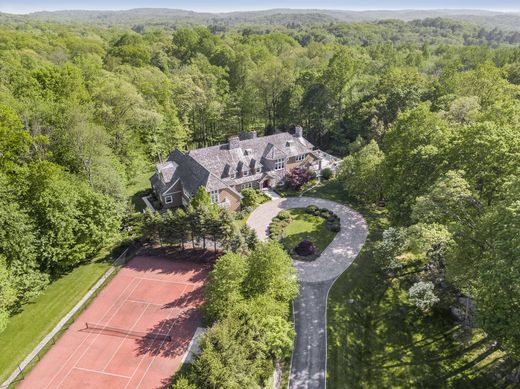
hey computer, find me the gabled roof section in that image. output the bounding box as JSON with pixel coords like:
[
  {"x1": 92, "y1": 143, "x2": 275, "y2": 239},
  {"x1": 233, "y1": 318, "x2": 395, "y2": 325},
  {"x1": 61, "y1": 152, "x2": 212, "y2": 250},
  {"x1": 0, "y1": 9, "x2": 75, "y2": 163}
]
[
  {"x1": 263, "y1": 143, "x2": 286, "y2": 160},
  {"x1": 187, "y1": 131, "x2": 315, "y2": 180},
  {"x1": 156, "y1": 161, "x2": 178, "y2": 183}
]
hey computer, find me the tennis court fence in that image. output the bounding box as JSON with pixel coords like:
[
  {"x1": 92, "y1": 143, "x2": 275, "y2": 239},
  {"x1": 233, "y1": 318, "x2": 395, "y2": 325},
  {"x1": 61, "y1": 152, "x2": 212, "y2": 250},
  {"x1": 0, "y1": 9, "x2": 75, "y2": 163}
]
[{"x1": 0, "y1": 243, "x2": 140, "y2": 389}]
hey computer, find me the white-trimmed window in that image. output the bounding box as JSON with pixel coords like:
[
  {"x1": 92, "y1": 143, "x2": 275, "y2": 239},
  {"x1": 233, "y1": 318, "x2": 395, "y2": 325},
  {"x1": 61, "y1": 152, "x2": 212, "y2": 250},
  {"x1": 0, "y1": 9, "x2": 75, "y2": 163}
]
[
  {"x1": 256, "y1": 167, "x2": 261, "y2": 173},
  {"x1": 241, "y1": 182, "x2": 253, "y2": 191},
  {"x1": 164, "y1": 195, "x2": 173, "y2": 204},
  {"x1": 243, "y1": 170, "x2": 249, "y2": 176},
  {"x1": 275, "y1": 158, "x2": 285, "y2": 170},
  {"x1": 210, "y1": 190, "x2": 219, "y2": 204},
  {"x1": 296, "y1": 154, "x2": 306, "y2": 162},
  {"x1": 230, "y1": 172, "x2": 236, "y2": 179}
]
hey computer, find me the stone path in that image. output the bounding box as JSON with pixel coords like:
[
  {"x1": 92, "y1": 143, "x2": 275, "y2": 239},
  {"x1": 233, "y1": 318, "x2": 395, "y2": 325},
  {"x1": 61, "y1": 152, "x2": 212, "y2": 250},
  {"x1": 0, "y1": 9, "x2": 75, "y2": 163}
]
[{"x1": 247, "y1": 197, "x2": 367, "y2": 389}]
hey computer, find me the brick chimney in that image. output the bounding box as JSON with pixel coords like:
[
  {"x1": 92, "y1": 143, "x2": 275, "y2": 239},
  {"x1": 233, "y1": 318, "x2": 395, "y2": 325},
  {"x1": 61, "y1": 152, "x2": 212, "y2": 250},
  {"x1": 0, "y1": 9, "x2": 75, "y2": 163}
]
[
  {"x1": 295, "y1": 126, "x2": 303, "y2": 138},
  {"x1": 229, "y1": 135, "x2": 240, "y2": 149}
]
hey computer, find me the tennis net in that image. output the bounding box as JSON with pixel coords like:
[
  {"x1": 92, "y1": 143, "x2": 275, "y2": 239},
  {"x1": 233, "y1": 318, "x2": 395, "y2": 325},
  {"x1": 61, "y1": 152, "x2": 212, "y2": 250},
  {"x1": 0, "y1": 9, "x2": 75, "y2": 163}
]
[{"x1": 84, "y1": 322, "x2": 172, "y2": 342}]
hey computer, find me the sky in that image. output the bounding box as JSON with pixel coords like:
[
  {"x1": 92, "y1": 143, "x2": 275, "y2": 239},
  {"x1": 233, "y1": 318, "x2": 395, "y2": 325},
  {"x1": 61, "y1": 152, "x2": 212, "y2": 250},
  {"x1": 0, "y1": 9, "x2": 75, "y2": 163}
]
[{"x1": 1, "y1": 0, "x2": 519, "y2": 14}]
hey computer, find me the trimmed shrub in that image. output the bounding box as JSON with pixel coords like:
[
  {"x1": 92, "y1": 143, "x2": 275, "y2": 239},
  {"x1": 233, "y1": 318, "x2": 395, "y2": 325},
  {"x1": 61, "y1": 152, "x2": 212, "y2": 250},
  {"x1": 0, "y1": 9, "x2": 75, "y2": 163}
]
[
  {"x1": 305, "y1": 205, "x2": 319, "y2": 214},
  {"x1": 295, "y1": 240, "x2": 316, "y2": 256},
  {"x1": 320, "y1": 210, "x2": 331, "y2": 219},
  {"x1": 321, "y1": 167, "x2": 334, "y2": 180},
  {"x1": 277, "y1": 210, "x2": 292, "y2": 221},
  {"x1": 327, "y1": 216, "x2": 339, "y2": 225},
  {"x1": 329, "y1": 222, "x2": 341, "y2": 233}
]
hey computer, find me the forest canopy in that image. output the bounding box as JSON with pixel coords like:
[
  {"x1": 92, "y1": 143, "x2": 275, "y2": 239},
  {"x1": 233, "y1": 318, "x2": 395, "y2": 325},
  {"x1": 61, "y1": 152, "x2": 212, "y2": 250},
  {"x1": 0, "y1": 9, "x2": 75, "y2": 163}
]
[{"x1": 0, "y1": 15, "x2": 519, "y2": 376}]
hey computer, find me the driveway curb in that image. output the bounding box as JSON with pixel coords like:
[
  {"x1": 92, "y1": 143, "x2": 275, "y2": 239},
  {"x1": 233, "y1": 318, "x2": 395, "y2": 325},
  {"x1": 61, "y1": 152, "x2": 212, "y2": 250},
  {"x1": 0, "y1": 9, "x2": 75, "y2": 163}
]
[{"x1": 247, "y1": 197, "x2": 368, "y2": 389}]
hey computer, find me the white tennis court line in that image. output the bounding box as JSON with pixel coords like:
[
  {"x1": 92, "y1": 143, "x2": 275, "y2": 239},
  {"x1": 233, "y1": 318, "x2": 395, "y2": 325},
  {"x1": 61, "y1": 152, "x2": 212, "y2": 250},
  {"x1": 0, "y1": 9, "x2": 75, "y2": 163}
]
[
  {"x1": 101, "y1": 302, "x2": 151, "y2": 372},
  {"x1": 44, "y1": 276, "x2": 141, "y2": 389},
  {"x1": 125, "y1": 298, "x2": 166, "y2": 307},
  {"x1": 53, "y1": 278, "x2": 144, "y2": 389},
  {"x1": 135, "y1": 277, "x2": 199, "y2": 286},
  {"x1": 73, "y1": 366, "x2": 132, "y2": 379},
  {"x1": 126, "y1": 284, "x2": 189, "y2": 389},
  {"x1": 42, "y1": 268, "x2": 198, "y2": 389}
]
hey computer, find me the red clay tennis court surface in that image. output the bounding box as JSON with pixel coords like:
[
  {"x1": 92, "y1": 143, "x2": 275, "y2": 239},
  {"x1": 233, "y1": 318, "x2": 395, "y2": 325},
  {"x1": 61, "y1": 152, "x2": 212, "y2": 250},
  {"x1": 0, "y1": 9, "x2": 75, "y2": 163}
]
[{"x1": 19, "y1": 254, "x2": 210, "y2": 389}]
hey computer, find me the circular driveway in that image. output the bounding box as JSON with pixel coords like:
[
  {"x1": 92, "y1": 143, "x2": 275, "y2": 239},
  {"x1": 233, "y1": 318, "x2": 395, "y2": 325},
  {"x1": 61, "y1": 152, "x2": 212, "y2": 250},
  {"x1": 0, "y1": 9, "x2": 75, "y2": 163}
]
[
  {"x1": 247, "y1": 196, "x2": 368, "y2": 283},
  {"x1": 247, "y1": 196, "x2": 368, "y2": 389}
]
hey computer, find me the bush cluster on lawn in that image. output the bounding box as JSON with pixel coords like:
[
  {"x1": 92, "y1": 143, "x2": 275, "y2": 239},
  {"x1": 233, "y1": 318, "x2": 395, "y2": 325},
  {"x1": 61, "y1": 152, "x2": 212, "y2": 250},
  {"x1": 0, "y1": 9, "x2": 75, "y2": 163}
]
[
  {"x1": 305, "y1": 205, "x2": 341, "y2": 233},
  {"x1": 234, "y1": 206, "x2": 253, "y2": 220},
  {"x1": 268, "y1": 211, "x2": 293, "y2": 241},
  {"x1": 269, "y1": 211, "x2": 292, "y2": 241},
  {"x1": 236, "y1": 189, "x2": 271, "y2": 220},
  {"x1": 295, "y1": 240, "x2": 316, "y2": 256},
  {"x1": 173, "y1": 241, "x2": 298, "y2": 388},
  {"x1": 240, "y1": 188, "x2": 259, "y2": 208},
  {"x1": 321, "y1": 167, "x2": 334, "y2": 180}
]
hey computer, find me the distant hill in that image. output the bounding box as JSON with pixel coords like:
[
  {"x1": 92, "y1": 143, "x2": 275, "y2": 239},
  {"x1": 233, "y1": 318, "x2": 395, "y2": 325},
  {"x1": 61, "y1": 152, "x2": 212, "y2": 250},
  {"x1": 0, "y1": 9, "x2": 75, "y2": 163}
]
[{"x1": 2, "y1": 8, "x2": 520, "y2": 31}]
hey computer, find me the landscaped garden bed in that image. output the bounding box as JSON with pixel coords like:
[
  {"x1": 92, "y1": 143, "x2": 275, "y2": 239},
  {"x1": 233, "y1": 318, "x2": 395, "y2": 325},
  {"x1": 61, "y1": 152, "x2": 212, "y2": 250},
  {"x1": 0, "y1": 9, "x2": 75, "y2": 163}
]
[{"x1": 268, "y1": 206, "x2": 339, "y2": 261}]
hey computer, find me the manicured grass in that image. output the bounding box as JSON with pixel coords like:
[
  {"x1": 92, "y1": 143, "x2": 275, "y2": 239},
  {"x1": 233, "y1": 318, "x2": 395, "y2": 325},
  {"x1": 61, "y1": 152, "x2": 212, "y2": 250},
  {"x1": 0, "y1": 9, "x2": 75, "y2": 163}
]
[
  {"x1": 306, "y1": 180, "x2": 515, "y2": 388},
  {"x1": 127, "y1": 167, "x2": 155, "y2": 212},
  {"x1": 281, "y1": 208, "x2": 336, "y2": 252},
  {"x1": 0, "y1": 258, "x2": 112, "y2": 383}
]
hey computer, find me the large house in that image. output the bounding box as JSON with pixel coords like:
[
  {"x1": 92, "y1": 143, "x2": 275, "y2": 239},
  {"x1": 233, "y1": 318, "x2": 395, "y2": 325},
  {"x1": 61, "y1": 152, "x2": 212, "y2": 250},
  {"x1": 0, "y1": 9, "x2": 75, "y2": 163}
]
[{"x1": 151, "y1": 126, "x2": 338, "y2": 211}]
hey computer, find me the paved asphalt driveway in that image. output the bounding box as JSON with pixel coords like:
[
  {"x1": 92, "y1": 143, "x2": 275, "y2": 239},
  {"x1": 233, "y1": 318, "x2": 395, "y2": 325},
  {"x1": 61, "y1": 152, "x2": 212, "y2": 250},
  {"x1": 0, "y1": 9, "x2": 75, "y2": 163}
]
[{"x1": 247, "y1": 197, "x2": 368, "y2": 389}]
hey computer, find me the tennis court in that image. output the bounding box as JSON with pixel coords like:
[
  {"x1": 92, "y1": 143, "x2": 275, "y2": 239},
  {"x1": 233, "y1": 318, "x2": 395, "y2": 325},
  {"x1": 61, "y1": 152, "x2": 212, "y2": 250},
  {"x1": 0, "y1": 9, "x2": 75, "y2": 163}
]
[{"x1": 18, "y1": 254, "x2": 210, "y2": 389}]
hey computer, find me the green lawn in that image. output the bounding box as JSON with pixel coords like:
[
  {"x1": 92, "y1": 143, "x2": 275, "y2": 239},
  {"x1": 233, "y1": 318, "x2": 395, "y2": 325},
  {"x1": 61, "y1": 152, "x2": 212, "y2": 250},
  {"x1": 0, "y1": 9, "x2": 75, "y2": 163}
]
[
  {"x1": 0, "y1": 170, "x2": 144, "y2": 385},
  {"x1": 0, "y1": 258, "x2": 112, "y2": 384},
  {"x1": 306, "y1": 180, "x2": 516, "y2": 388},
  {"x1": 281, "y1": 208, "x2": 336, "y2": 252},
  {"x1": 127, "y1": 167, "x2": 155, "y2": 212}
]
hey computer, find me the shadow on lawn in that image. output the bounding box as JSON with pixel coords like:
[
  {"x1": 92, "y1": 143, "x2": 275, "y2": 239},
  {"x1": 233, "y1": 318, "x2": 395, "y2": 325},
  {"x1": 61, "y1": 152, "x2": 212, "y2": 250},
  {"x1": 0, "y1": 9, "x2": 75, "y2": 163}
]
[
  {"x1": 311, "y1": 179, "x2": 517, "y2": 388},
  {"x1": 326, "y1": 235, "x2": 515, "y2": 389}
]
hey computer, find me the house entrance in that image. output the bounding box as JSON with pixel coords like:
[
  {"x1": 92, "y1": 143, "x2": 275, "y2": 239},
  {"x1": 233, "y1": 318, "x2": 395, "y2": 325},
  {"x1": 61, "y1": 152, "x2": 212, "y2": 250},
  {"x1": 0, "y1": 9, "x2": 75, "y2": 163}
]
[{"x1": 263, "y1": 179, "x2": 271, "y2": 188}]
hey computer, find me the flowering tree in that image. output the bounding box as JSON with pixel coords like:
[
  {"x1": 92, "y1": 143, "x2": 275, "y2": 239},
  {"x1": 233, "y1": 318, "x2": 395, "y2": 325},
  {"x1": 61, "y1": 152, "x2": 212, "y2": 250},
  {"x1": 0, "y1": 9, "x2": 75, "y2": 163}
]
[
  {"x1": 286, "y1": 167, "x2": 312, "y2": 190},
  {"x1": 408, "y1": 281, "x2": 439, "y2": 312}
]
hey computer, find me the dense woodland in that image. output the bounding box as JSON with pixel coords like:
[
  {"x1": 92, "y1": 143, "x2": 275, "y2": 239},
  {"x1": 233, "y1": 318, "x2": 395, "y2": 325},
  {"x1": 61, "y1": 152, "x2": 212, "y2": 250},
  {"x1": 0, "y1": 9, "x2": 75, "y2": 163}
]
[{"x1": 0, "y1": 13, "x2": 519, "y2": 383}]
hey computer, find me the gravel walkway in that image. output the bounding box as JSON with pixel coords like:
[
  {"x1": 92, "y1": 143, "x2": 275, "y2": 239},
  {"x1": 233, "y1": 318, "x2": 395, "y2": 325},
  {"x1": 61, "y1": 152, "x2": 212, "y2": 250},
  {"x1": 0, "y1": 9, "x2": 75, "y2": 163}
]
[{"x1": 247, "y1": 196, "x2": 368, "y2": 388}]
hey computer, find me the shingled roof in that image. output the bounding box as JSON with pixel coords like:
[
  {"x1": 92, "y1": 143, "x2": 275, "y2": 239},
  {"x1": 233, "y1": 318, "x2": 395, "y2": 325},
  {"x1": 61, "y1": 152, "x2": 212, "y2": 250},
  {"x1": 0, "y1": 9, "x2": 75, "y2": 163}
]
[
  {"x1": 151, "y1": 130, "x2": 316, "y2": 199},
  {"x1": 188, "y1": 131, "x2": 314, "y2": 180},
  {"x1": 152, "y1": 149, "x2": 235, "y2": 196}
]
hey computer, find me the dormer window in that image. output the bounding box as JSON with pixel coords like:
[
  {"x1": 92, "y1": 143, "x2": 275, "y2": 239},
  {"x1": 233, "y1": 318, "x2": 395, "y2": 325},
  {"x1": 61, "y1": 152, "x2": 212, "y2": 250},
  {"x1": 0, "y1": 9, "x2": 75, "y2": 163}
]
[
  {"x1": 256, "y1": 167, "x2": 261, "y2": 173},
  {"x1": 285, "y1": 140, "x2": 293, "y2": 148},
  {"x1": 243, "y1": 170, "x2": 248, "y2": 176},
  {"x1": 244, "y1": 148, "x2": 252, "y2": 156},
  {"x1": 230, "y1": 172, "x2": 236, "y2": 179},
  {"x1": 296, "y1": 154, "x2": 306, "y2": 162}
]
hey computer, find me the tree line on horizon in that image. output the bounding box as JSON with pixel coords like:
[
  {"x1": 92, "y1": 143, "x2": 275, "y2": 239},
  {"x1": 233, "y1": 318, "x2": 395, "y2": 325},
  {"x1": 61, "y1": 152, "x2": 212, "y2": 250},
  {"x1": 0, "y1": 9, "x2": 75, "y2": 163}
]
[{"x1": 0, "y1": 18, "x2": 519, "y2": 380}]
